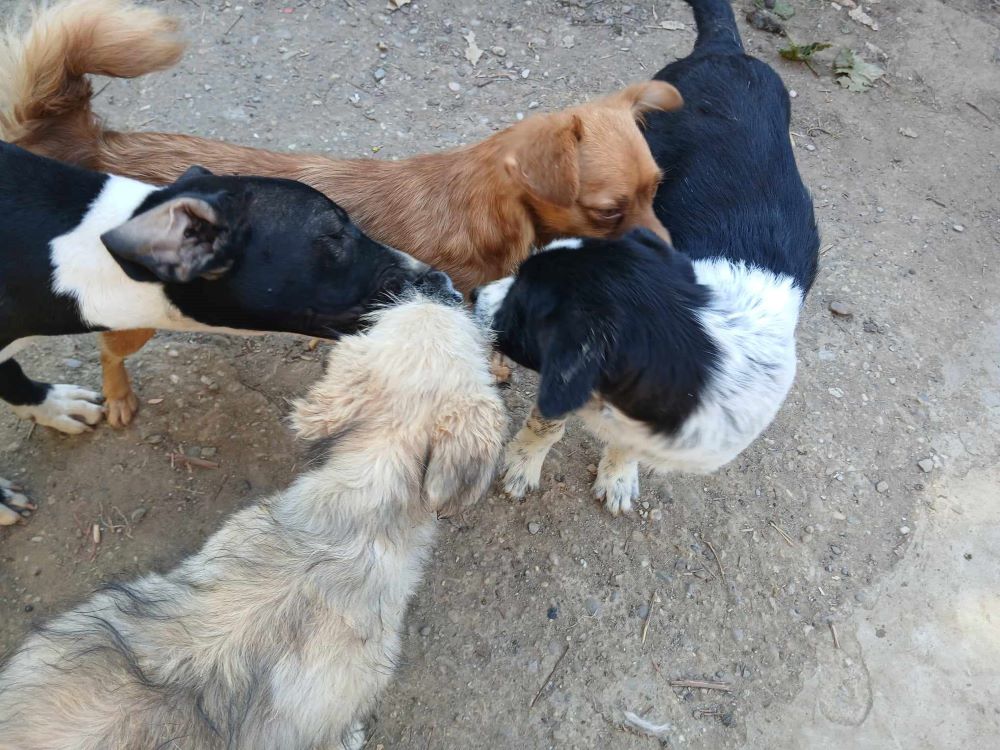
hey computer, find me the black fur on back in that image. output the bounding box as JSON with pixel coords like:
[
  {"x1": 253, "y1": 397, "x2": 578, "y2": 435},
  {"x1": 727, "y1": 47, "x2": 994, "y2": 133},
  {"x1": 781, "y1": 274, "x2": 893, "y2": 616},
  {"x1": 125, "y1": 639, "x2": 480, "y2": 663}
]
[{"x1": 644, "y1": 0, "x2": 820, "y2": 292}]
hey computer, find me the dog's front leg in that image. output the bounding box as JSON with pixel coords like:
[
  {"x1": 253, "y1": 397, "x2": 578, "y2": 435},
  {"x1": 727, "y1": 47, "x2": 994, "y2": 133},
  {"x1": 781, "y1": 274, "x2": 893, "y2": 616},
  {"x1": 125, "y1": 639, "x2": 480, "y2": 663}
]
[
  {"x1": 593, "y1": 443, "x2": 640, "y2": 516},
  {"x1": 0, "y1": 478, "x2": 34, "y2": 525},
  {"x1": 100, "y1": 329, "x2": 155, "y2": 427},
  {"x1": 502, "y1": 407, "x2": 566, "y2": 498},
  {"x1": 1, "y1": 358, "x2": 104, "y2": 434}
]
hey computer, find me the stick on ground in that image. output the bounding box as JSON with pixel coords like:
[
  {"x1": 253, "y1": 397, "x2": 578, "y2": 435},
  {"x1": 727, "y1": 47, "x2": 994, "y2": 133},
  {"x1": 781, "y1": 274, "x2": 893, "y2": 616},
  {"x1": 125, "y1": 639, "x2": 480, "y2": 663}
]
[{"x1": 530, "y1": 644, "x2": 570, "y2": 709}]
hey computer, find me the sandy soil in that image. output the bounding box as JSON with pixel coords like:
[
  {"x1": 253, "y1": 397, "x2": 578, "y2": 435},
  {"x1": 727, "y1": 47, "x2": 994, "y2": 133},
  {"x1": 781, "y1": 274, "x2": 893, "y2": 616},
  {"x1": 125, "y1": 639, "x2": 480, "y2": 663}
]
[{"x1": 1, "y1": 1, "x2": 998, "y2": 748}]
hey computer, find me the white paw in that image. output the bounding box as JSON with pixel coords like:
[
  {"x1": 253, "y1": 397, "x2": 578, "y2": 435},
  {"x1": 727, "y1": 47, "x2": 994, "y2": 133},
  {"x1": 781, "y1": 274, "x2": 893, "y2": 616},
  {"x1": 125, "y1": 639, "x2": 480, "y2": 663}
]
[
  {"x1": 593, "y1": 460, "x2": 640, "y2": 516},
  {"x1": 342, "y1": 720, "x2": 366, "y2": 750},
  {"x1": 502, "y1": 451, "x2": 543, "y2": 498},
  {"x1": 11, "y1": 384, "x2": 105, "y2": 434},
  {"x1": 0, "y1": 478, "x2": 34, "y2": 526}
]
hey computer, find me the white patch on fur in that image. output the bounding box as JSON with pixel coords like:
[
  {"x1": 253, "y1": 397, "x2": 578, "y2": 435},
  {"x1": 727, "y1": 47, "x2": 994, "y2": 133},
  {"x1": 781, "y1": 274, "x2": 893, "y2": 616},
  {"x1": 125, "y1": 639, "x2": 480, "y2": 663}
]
[
  {"x1": 50, "y1": 175, "x2": 209, "y2": 332},
  {"x1": 578, "y1": 259, "x2": 803, "y2": 475},
  {"x1": 542, "y1": 237, "x2": 583, "y2": 251},
  {"x1": 592, "y1": 445, "x2": 639, "y2": 515},
  {"x1": 473, "y1": 276, "x2": 514, "y2": 325},
  {"x1": 10, "y1": 384, "x2": 104, "y2": 434}
]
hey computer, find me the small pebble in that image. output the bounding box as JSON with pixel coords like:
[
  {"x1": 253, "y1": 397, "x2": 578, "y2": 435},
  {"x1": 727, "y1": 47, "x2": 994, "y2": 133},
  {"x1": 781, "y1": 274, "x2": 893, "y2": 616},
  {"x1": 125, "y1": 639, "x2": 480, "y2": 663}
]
[
  {"x1": 830, "y1": 544, "x2": 843, "y2": 556},
  {"x1": 789, "y1": 89, "x2": 797, "y2": 98},
  {"x1": 952, "y1": 224, "x2": 965, "y2": 233},
  {"x1": 899, "y1": 525, "x2": 910, "y2": 535},
  {"x1": 586, "y1": 464, "x2": 598, "y2": 476},
  {"x1": 636, "y1": 604, "x2": 650, "y2": 619},
  {"x1": 30, "y1": 536, "x2": 43, "y2": 543},
  {"x1": 805, "y1": 144, "x2": 816, "y2": 152},
  {"x1": 828, "y1": 387, "x2": 844, "y2": 399},
  {"x1": 527, "y1": 521, "x2": 541, "y2": 535},
  {"x1": 829, "y1": 300, "x2": 853, "y2": 317},
  {"x1": 584, "y1": 598, "x2": 601, "y2": 617},
  {"x1": 546, "y1": 606, "x2": 559, "y2": 620},
  {"x1": 201, "y1": 447, "x2": 217, "y2": 458},
  {"x1": 917, "y1": 458, "x2": 934, "y2": 473},
  {"x1": 447, "y1": 81, "x2": 461, "y2": 92},
  {"x1": 168, "y1": 349, "x2": 180, "y2": 358},
  {"x1": 131, "y1": 507, "x2": 147, "y2": 523},
  {"x1": 876, "y1": 481, "x2": 889, "y2": 493},
  {"x1": 373, "y1": 68, "x2": 386, "y2": 82},
  {"x1": 419, "y1": 625, "x2": 431, "y2": 636},
  {"x1": 63, "y1": 358, "x2": 82, "y2": 369},
  {"x1": 490, "y1": 45, "x2": 506, "y2": 57},
  {"x1": 23, "y1": 604, "x2": 33, "y2": 613},
  {"x1": 899, "y1": 127, "x2": 918, "y2": 138},
  {"x1": 649, "y1": 508, "x2": 663, "y2": 522}
]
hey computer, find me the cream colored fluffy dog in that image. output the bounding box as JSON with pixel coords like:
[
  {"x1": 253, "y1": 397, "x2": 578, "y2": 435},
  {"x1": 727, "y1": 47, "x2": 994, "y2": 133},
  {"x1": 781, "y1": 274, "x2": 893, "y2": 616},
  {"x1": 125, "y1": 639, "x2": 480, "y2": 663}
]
[{"x1": 0, "y1": 293, "x2": 507, "y2": 750}]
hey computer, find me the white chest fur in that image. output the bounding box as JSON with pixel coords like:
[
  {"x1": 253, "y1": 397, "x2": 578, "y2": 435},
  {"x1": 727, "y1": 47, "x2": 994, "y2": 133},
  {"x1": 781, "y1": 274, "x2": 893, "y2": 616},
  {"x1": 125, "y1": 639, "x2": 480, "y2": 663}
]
[
  {"x1": 49, "y1": 176, "x2": 205, "y2": 333},
  {"x1": 580, "y1": 258, "x2": 804, "y2": 474}
]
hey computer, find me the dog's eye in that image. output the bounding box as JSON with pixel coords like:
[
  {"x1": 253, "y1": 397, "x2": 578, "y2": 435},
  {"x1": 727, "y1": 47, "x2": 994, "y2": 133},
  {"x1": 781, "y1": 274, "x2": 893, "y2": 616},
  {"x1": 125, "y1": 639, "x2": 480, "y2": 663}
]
[{"x1": 592, "y1": 208, "x2": 624, "y2": 224}]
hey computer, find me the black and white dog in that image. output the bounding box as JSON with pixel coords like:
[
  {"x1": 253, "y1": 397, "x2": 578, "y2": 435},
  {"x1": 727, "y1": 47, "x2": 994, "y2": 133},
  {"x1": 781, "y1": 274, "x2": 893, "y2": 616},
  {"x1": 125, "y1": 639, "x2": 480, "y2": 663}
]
[
  {"x1": 0, "y1": 141, "x2": 453, "y2": 524},
  {"x1": 472, "y1": 0, "x2": 819, "y2": 515}
]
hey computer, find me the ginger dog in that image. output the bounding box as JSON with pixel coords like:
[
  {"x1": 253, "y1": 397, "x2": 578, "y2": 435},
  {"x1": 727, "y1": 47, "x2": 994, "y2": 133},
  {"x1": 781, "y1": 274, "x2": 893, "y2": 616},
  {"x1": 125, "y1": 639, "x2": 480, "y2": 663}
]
[{"x1": 0, "y1": 0, "x2": 681, "y2": 426}]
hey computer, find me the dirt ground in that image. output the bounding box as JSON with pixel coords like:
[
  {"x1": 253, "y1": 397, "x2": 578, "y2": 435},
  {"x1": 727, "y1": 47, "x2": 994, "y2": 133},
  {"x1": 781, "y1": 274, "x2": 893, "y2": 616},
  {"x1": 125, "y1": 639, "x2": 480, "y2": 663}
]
[{"x1": 1, "y1": 0, "x2": 998, "y2": 748}]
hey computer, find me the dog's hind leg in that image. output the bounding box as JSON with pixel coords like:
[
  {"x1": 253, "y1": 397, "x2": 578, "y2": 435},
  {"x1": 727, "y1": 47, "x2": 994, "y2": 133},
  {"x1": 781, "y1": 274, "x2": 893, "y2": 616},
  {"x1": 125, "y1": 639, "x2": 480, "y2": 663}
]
[
  {"x1": 0, "y1": 477, "x2": 34, "y2": 525},
  {"x1": 502, "y1": 407, "x2": 567, "y2": 498},
  {"x1": 100, "y1": 329, "x2": 155, "y2": 427},
  {"x1": 0, "y1": 357, "x2": 104, "y2": 434},
  {"x1": 593, "y1": 443, "x2": 640, "y2": 516}
]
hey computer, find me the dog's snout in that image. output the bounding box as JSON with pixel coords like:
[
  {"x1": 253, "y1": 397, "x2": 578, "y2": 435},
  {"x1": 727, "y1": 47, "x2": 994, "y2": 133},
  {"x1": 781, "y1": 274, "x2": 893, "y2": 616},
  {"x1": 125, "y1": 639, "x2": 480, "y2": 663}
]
[{"x1": 416, "y1": 269, "x2": 462, "y2": 304}]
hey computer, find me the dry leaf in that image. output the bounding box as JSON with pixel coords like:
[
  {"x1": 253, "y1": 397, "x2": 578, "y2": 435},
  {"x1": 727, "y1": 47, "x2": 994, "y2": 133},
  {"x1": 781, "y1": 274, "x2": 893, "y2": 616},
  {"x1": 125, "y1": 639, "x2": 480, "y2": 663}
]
[
  {"x1": 849, "y1": 6, "x2": 879, "y2": 31},
  {"x1": 463, "y1": 31, "x2": 483, "y2": 67},
  {"x1": 834, "y1": 48, "x2": 885, "y2": 92},
  {"x1": 387, "y1": 0, "x2": 410, "y2": 10}
]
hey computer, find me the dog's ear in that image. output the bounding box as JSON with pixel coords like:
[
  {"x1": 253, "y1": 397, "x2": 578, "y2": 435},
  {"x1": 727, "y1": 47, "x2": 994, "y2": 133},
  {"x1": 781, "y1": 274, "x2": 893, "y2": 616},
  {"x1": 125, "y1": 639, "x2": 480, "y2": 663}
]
[
  {"x1": 177, "y1": 165, "x2": 214, "y2": 181},
  {"x1": 423, "y1": 397, "x2": 507, "y2": 517},
  {"x1": 608, "y1": 80, "x2": 684, "y2": 118},
  {"x1": 505, "y1": 112, "x2": 583, "y2": 208},
  {"x1": 101, "y1": 195, "x2": 236, "y2": 284},
  {"x1": 537, "y1": 326, "x2": 607, "y2": 419}
]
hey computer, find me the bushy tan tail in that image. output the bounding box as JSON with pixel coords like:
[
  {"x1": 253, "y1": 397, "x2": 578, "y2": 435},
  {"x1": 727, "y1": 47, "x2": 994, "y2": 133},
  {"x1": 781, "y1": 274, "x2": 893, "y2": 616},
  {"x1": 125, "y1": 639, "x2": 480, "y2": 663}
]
[{"x1": 0, "y1": 0, "x2": 184, "y2": 166}]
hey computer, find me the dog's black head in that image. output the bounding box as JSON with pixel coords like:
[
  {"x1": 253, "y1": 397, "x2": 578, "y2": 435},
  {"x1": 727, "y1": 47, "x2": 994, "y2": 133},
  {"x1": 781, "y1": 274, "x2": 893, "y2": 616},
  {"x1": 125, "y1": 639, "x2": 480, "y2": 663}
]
[
  {"x1": 472, "y1": 229, "x2": 718, "y2": 432},
  {"x1": 101, "y1": 166, "x2": 458, "y2": 338}
]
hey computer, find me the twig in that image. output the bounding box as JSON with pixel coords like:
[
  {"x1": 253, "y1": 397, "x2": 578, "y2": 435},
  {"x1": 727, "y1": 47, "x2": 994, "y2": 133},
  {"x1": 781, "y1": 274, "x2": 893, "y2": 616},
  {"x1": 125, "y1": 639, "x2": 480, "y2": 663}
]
[
  {"x1": 530, "y1": 644, "x2": 569, "y2": 708},
  {"x1": 668, "y1": 678, "x2": 732, "y2": 692},
  {"x1": 224, "y1": 13, "x2": 244, "y2": 36},
  {"x1": 769, "y1": 520, "x2": 797, "y2": 547},
  {"x1": 966, "y1": 101, "x2": 995, "y2": 125},
  {"x1": 167, "y1": 453, "x2": 220, "y2": 470},
  {"x1": 829, "y1": 622, "x2": 840, "y2": 649},
  {"x1": 926, "y1": 196, "x2": 947, "y2": 208},
  {"x1": 819, "y1": 243, "x2": 834, "y2": 256},
  {"x1": 641, "y1": 591, "x2": 656, "y2": 644},
  {"x1": 622, "y1": 711, "x2": 672, "y2": 739},
  {"x1": 210, "y1": 473, "x2": 231, "y2": 504},
  {"x1": 705, "y1": 539, "x2": 726, "y2": 591}
]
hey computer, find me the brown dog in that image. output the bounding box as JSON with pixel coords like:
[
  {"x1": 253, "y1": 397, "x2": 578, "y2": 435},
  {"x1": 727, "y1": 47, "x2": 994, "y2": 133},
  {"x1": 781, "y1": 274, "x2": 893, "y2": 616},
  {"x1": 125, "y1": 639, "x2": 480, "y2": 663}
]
[{"x1": 0, "y1": 0, "x2": 681, "y2": 426}]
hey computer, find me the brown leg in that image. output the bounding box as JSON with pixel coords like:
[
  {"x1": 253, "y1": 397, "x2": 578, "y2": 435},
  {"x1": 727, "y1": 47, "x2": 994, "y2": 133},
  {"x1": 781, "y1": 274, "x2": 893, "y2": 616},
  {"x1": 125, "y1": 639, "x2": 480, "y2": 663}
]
[
  {"x1": 489, "y1": 351, "x2": 513, "y2": 385},
  {"x1": 100, "y1": 329, "x2": 155, "y2": 427}
]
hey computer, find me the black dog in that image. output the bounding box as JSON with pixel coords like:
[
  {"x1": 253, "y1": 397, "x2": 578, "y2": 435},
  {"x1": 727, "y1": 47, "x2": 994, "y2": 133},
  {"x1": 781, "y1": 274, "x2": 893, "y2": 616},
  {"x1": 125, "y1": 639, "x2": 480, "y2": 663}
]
[
  {"x1": 0, "y1": 141, "x2": 454, "y2": 524},
  {"x1": 473, "y1": 0, "x2": 819, "y2": 515}
]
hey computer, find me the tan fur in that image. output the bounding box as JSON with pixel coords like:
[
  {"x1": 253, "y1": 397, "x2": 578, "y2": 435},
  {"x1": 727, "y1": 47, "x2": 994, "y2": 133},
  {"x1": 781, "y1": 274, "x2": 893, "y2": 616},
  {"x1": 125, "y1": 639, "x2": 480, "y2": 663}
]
[
  {"x1": 99, "y1": 328, "x2": 153, "y2": 426},
  {"x1": 0, "y1": 295, "x2": 507, "y2": 750}
]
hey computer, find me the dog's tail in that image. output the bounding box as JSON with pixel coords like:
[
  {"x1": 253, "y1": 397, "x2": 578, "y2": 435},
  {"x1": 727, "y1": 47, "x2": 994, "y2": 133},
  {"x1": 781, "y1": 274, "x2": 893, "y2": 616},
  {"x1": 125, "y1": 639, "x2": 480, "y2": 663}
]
[
  {"x1": 0, "y1": 0, "x2": 184, "y2": 165},
  {"x1": 684, "y1": 0, "x2": 744, "y2": 54}
]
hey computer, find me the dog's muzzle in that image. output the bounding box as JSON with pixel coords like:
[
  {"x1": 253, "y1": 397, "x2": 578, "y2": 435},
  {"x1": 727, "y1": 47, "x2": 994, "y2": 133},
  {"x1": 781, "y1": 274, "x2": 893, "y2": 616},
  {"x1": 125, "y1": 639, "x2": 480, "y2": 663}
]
[{"x1": 415, "y1": 269, "x2": 462, "y2": 305}]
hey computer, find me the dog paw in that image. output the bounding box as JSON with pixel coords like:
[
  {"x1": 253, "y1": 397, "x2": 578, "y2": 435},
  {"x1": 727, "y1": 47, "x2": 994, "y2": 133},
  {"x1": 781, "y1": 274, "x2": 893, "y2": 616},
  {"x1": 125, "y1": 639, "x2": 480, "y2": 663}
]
[
  {"x1": 11, "y1": 384, "x2": 105, "y2": 434},
  {"x1": 593, "y1": 459, "x2": 640, "y2": 516},
  {"x1": 342, "y1": 720, "x2": 366, "y2": 750},
  {"x1": 105, "y1": 390, "x2": 140, "y2": 428},
  {"x1": 489, "y1": 351, "x2": 514, "y2": 387},
  {"x1": 503, "y1": 459, "x2": 541, "y2": 499},
  {"x1": 0, "y1": 479, "x2": 34, "y2": 526}
]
